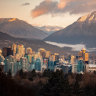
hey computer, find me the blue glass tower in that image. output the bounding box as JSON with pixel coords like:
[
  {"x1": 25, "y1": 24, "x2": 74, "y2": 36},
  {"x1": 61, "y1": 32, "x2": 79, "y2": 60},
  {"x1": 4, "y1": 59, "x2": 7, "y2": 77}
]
[
  {"x1": 77, "y1": 60, "x2": 85, "y2": 73},
  {"x1": 35, "y1": 58, "x2": 41, "y2": 71},
  {"x1": 48, "y1": 61, "x2": 54, "y2": 71}
]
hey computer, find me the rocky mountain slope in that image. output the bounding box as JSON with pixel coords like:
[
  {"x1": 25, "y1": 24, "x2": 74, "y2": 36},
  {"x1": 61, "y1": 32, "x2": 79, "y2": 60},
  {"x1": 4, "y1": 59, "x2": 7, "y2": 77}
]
[
  {"x1": 45, "y1": 11, "x2": 96, "y2": 48},
  {"x1": 0, "y1": 18, "x2": 48, "y2": 40}
]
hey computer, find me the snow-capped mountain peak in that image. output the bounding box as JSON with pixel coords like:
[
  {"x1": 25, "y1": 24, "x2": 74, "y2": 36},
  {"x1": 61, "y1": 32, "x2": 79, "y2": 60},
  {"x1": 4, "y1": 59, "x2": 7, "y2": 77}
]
[
  {"x1": 77, "y1": 15, "x2": 88, "y2": 22},
  {"x1": 77, "y1": 11, "x2": 96, "y2": 23}
]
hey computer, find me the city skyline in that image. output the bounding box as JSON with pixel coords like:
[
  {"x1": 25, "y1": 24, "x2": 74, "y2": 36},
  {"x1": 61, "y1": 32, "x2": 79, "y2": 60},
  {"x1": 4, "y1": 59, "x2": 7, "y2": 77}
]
[
  {"x1": 1, "y1": 1, "x2": 96, "y2": 95},
  {"x1": 0, "y1": 43, "x2": 92, "y2": 75},
  {"x1": 1, "y1": 0, "x2": 96, "y2": 27}
]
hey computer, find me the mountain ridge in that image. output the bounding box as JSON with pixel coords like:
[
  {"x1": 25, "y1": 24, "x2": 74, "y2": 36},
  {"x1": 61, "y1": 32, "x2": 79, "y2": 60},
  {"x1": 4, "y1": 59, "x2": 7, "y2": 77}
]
[
  {"x1": 0, "y1": 18, "x2": 48, "y2": 40},
  {"x1": 0, "y1": 31, "x2": 74, "y2": 55},
  {"x1": 44, "y1": 11, "x2": 96, "y2": 48},
  {"x1": 36, "y1": 25, "x2": 63, "y2": 35}
]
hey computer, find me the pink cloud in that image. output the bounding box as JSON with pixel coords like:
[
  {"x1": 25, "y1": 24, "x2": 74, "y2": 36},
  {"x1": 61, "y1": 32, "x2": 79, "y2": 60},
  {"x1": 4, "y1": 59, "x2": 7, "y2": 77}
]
[
  {"x1": 31, "y1": 0, "x2": 57, "y2": 18},
  {"x1": 31, "y1": 0, "x2": 96, "y2": 18}
]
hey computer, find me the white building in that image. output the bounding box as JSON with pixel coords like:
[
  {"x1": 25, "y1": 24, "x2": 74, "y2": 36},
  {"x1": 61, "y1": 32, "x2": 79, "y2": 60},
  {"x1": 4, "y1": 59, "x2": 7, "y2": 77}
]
[
  {"x1": 86, "y1": 64, "x2": 96, "y2": 73},
  {"x1": 72, "y1": 64, "x2": 77, "y2": 73}
]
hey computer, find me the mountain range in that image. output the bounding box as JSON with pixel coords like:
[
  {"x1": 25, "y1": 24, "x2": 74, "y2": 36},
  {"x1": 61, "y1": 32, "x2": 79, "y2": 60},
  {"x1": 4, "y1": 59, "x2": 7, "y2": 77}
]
[
  {"x1": 0, "y1": 18, "x2": 48, "y2": 40},
  {"x1": 0, "y1": 31, "x2": 74, "y2": 55},
  {"x1": 45, "y1": 11, "x2": 96, "y2": 48},
  {"x1": 36, "y1": 26, "x2": 63, "y2": 35}
]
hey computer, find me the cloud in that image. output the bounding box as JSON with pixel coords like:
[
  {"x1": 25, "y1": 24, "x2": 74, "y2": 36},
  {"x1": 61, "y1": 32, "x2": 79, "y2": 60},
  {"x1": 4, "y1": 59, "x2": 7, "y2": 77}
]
[
  {"x1": 31, "y1": 0, "x2": 96, "y2": 18},
  {"x1": 45, "y1": 41, "x2": 86, "y2": 51},
  {"x1": 58, "y1": 0, "x2": 72, "y2": 9},
  {"x1": 22, "y1": 3, "x2": 30, "y2": 6},
  {"x1": 63, "y1": 0, "x2": 96, "y2": 14},
  {"x1": 31, "y1": 0, "x2": 57, "y2": 18}
]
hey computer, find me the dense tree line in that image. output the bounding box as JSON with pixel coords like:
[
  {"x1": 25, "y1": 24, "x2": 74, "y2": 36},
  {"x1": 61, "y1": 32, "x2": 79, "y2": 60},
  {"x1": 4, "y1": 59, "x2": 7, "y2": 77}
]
[{"x1": 1, "y1": 69, "x2": 96, "y2": 96}]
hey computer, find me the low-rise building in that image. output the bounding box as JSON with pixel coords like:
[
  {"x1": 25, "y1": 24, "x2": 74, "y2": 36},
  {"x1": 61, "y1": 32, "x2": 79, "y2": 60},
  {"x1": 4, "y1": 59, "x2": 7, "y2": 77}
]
[{"x1": 86, "y1": 64, "x2": 96, "y2": 73}]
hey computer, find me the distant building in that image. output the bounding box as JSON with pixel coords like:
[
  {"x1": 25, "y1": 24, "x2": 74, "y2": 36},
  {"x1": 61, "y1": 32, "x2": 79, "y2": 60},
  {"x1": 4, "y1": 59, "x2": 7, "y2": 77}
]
[
  {"x1": 35, "y1": 58, "x2": 41, "y2": 71},
  {"x1": 4, "y1": 55, "x2": 17, "y2": 76},
  {"x1": 50, "y1": 54, "x2": 55, "y2": 61},
  {"x1": 77, "y1": 60, "x2": 85, "y2": 73},
  {"x1": 54, "y1": 65, "x2": 62, "y2": 72},
  {"x1": 2, "y1": 47, "x2": 13, "y2": 57},
  {"x1": 17, "y1": 44, "x2": 25, "y2": 57},
  {"x1": 86, "y1": 64, "x2": 96, "y2": 73},
  {"x1": 72, "y1": 64, "x2": 77, "y2": 73},
  {"x1": 61, "y1": 64, "x2": 72, "y2": 74},
  {"x1": 54, "y1": 53, "x2": 59, "y2": 62},
  {"x1": 38, "y1": 48, "x2": 46, "y2": 59},
  {"x1": 26, "y1": 47, "x2": 32, "y2": 55},
  {"x1": 20, "y1": 57, "x2": 29, "y2": 72},
  {"x1": 0, "y1": 50, "x2": 5, "y2": 72},
  {"x1": 45, "y1": 51, "x2": 51, "y2": 58},
  {"x1": 0, "y1": 62, "x2": 5, "y2": 72},
  {"x1": 48, "y1": 61, "x2": 54, "y2": 71},
  {"x1": 78, "y1": 48, "x2": 89, "y2": 64},
  {"x1": 70, "y1": 55, "x2": 75, "y2": 64},
  {"x1": 12, "y1": 43, "x2": 17, "y2": 56},
  {"x1": 84, "y1": 53, "x2": 89, "y2": 64}
]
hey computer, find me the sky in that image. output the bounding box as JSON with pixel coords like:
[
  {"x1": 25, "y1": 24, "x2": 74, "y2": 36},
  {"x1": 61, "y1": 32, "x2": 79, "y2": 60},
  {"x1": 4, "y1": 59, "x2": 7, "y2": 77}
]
[{"x1": 0, "y1": 0, "x2": 96, "y2": 28}]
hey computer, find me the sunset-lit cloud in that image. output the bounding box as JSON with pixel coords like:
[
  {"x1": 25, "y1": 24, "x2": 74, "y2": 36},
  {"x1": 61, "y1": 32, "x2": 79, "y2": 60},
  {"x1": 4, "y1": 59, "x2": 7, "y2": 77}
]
[
  {"x1": 32, "y1": 0, "x2": 96, "y2": 18},
  {"x1": 58, "y1": 0, "x2": 72, "y2": 9},
  {"x1": 1, "y1": 0, "x2": 96, "y2": 27},
  {"x1": 31, "y1": 0, "x2": 57, "y2": 18}
]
